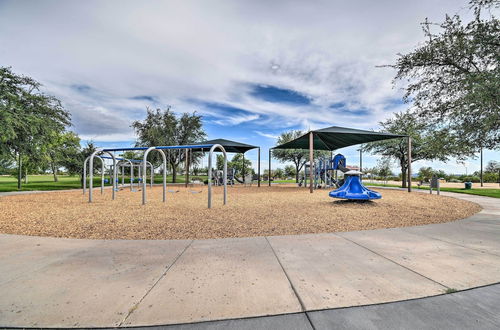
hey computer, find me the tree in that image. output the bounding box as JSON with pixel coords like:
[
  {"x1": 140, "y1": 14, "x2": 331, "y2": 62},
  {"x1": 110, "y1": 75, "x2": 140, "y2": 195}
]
[
  {"x1": 273, "y1": 168, "x2": 284, "y2": 179},
  {"x1": 43, "y1": 131, "x2": 81, "y2": 182},
  {"x1": 485, "y1": 160, "x2": 500, "y2": 173},
  {"x1": 228, "y1": 153, "x2": 253, "y2": 179},
  {"x1": 132, "y1": 107, "x2": 206, "y2": 182},
  {"x1": 376, "y1": 158, "x2": 393, "y2": 183},
  {"x1": 0, "y1": 67, "x2": 71, "y2": 189},
  {"x1": 216, "y1": 154, "x2": 225, "y2": 170},
  {"x1": 362, "y1": 111, "x2": 464, "y2": 188},
  {"x1": 77, "y1": 141, "x2": 97, "y2": 186},
  {"x1": 388, "y1": 0, "x2": 500, "y2": 150},
  {"x1": 273, "y1": 130, "x2": 328, "y2": 183},
  {"x1": 284, "y1": 165, "x2": 296, "y2": 178},
  {"x1": 418, "y1": 166, "x2": 435, "y2": 182}
]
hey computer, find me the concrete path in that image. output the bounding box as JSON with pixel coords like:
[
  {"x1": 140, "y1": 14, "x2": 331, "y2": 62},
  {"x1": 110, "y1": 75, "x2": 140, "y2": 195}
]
[
  {"x1": 0, "y1": 191, "x2": 499, "y2": 328},
  {"x1": 131, "y1": 284, "x2": 500, "y2": 330}
]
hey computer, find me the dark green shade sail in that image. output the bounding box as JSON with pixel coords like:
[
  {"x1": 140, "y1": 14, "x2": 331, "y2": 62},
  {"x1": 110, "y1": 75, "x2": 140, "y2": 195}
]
[
  {"x1": 189, "y1": 139, "x2": 259, "y2": 153},
  {"x1": 273, "y1": 126, "x2": 406, "y2": 151}
]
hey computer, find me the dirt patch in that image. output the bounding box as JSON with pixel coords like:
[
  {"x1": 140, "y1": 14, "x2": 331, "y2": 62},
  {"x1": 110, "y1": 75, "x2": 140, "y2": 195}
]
[{"x1": 0, "y1": 185, "x2": 481, "y2": 240}]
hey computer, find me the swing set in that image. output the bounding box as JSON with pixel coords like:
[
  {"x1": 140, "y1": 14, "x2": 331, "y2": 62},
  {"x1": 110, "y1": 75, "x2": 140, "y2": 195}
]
[{"x1": 84, "y1": 144, "x2": 228, "y2": 209}]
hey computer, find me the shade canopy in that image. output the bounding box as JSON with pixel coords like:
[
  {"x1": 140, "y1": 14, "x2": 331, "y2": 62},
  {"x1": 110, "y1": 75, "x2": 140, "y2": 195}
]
[
  {"x1": 273, "y1": 126, "x2": 406, "y2": 151},
  {"x1": 189, "y1": 139, "x2": 259, "y2": 153}
]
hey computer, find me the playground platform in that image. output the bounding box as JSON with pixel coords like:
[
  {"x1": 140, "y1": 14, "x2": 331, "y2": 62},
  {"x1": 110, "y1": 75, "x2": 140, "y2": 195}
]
[{"x1": 0, "y1": 191, "x2": 499, "y2": 328}]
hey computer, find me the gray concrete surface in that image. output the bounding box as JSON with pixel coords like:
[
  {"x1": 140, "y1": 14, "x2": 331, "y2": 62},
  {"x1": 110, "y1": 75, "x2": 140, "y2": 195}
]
[
  {"x1": 268, "y1": 233, "x2": 444, "y2": 310},
  {"x1": 133, "y1": 313, "x2": 313, "y2": 330},
  {"x1": 339, "y1": 227, "x2": 500, "y2": 289},
  {"x1": 308, "y1": 283, "x2": 500, "y2": 330},
  {"x1": 126, "y1": 284, "x2": 500, "y2": 329},
  {"x1": 0, "y1": 190, "x2": 499, "y2": 328},
  {"x1": 0, "y1": 235, "x2": 191, "y2": 328},
  {"x1": 124, "y1": 237, "x2": 302, "y2": 326}
]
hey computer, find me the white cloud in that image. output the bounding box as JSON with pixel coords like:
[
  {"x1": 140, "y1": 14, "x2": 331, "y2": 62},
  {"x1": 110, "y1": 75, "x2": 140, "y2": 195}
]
[
  {"x1": 255, "y1": 131, "x2": 279, "y2": 140},
  {"x1": 0, "y1": 0, "x2": 470, "y2": 140}
]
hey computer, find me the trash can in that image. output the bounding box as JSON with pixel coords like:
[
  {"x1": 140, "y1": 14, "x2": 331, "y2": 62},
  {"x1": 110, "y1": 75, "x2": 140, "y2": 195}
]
[{"x1": 465, "y1": 182, "x2": 472, "y2": 189}]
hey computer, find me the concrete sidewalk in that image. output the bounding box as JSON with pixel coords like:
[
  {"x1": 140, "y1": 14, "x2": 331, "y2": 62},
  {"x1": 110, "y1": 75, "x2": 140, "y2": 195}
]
[
  {"x1": 131, "y1": 284, "x2": 500, "y2": 330},
  {"x1": 0, "y1": 192, "x2": 499, "y2": 328}
]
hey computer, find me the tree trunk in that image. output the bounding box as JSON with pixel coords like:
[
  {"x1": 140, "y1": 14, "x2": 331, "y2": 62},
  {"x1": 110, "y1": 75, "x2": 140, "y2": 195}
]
[
  {"x1": 51, "y1": 162, "x2": 59, "y2": 182},
  {"x1": 24, "y1": 167, "x2": 28, "y2": 184},
  {"x1": 401, "y1": 168, "x2": 407, "y2": 188},
  {"x1": 295, "y1": 163, "x2": 300, "y2": 183},
  {"x1": 172, "y1": 163, "x2": 177, "y2": 183},
  {"x1": 17, "y1": 153, "x2": 22, "y2": 190}
]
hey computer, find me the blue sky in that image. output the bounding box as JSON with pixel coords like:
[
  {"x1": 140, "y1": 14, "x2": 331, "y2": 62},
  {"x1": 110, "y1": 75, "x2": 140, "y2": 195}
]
[{"x1": 0, "y1": 0, "x2": 497, "y2": 174}]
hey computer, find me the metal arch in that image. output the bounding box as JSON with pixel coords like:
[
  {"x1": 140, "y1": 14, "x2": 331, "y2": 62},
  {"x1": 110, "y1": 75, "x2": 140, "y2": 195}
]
[
  {"x1": 116, "y1": 159, "x2": 134, "y2": 191},
  {"x1": 89, "y1": 150, "x2": 117, "y2": 203},
  {"x1": 142, "y1": 147, "x2": 167, "y2": 205},
  {"x1": 207, "y1": 144, "x2": 227, "y2": 209},
  {"x1": 83, "y1": 155, "x2": 105, "y2": 195},
  {"x1": 146, "y1": 161, "x2": 154, "y2": 188}
]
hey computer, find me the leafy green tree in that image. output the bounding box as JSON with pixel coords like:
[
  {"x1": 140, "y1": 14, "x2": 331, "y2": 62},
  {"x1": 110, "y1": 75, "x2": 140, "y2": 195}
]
[
  {"x1": 284, "y1": 165, "x2": 296, "y2": 178},
  {"x1": 132, "y1": 107, "x2": 206, "y2": 182},
  {"x1": 0, "y1": 67, "x2": 71, "y2": 189},
  {"x1": 418, "y1": 166, "x2": 434, "y2": 182},
  {"x1": 43, "y1": 131, "x2": 81, "y2": 182},
  {"x1": 216, "y1": 154, "x2": 225, "y2": 170},
  {"x1": 485, "y1": 160, "x2": 500, "y2": 173},
  {"x1": 388, "y1": 0, "x2": 499, "y2": 150},
  {"x1": 273, "y1": 168, "x2": 284, "y2": 179},
  {"x1": 362, "y1": 111, "x2": 464, "y2": 188},
  {"x1": 0, "y1": 154, "x2": 14, "y2": 175},
  {"x1": 376, "y1": 158, "x2": 394, "y2": 183},
  {"x1": 273, "y1": 130, "x2": 328, "y2": 183},
  {"x1": 228, "y1": 153, "x2": 253, "y2": 179},
  {"x1": 76, "y1": 141, "x2": 97, "y2": 186}
]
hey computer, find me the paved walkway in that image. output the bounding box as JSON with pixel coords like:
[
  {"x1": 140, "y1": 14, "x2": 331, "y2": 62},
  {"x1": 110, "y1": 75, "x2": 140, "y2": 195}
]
[
  {"x1": 132, "y1": 283, "x2": 500, "y2": 329},
  {"x1": 0, "y1": 191, "x2": 499, "y2": 328}
]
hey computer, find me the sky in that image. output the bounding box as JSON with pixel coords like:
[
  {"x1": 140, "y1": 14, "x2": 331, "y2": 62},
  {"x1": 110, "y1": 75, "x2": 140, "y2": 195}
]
[{"x1": 0, "y1": 0, "x2": 497, "y2": 175}]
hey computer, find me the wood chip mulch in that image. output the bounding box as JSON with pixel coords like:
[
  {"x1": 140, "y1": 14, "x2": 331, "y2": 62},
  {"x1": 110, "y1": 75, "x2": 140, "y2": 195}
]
[{"x1": 0, "y1": 185, "x2": 481, "y2": 240}]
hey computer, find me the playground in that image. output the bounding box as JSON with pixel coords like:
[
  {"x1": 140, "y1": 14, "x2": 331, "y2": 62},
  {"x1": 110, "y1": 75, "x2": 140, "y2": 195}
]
[{"x1": 0, "y1": 185, "x2": 480, "y2": 240}]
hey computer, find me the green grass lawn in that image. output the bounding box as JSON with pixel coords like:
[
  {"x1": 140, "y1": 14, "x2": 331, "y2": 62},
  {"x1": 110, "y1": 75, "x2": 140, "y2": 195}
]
[
  {"x1": 0, "y1": 174, "x2": 208, "y2": 192},
  {"x1": 367, "y1": 182, "x2": 500, "y2": 199},
  {"x1": 2, "y1": 175, "x2": 499, "y2": 198}
]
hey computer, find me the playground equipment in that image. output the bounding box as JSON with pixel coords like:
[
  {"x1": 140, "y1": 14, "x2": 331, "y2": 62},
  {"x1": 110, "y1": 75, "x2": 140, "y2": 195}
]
[
  {"x1": 85, "y1": 143, "x2": 228, "y2": 209},
  {"x1": 328, "y1": 154, "x2": 381, "y2": 201},
  {"x1": 299, "y1": 154, "x2": 347, "y2": 189},
  {"x1": 83, "y1": 155, "x2": 108, "y2": 195}
]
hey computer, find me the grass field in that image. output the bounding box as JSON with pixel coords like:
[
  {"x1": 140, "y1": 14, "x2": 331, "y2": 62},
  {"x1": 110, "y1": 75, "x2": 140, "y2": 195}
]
[
  {"x1": 367, "y1": 182, "x2": 500, "y2": 199},
  {"x1": 0, "y1": 174, "x2": 207, "y2": 192},
  {"x1": 1, "y1": 175, "x2": 499, "y2": 198}
]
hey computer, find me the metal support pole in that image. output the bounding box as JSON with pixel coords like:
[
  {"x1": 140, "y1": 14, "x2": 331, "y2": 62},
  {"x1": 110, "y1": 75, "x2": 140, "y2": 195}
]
[
  {"x1": 359, "y1": 149, "x2": 362, "y2": 172},
  {"x1": 121, "y1": 164, "x2": 125, "y2": 188},
  {"x1": 309, "y1": 132, "x2": 314, "y2": 193},
  {"x1": 258, "y1": 147, "x2": 261, "y2": 187},
  {"x1": 185, "y1": 148, "x2": 189, "y2": 188},
  {"x1": 131, "y1": 163, "x2": 134, "y2": 191},
  {"x1": 101, "y1": 160, "x2": 104, "y2": 194},
  {"x1": 268, "y1": 149, "x2": 272, "y2": 186},
  {"x1": 407, "y1": 136, "x2": 412, "y2": 193},
  {"x1": 83, "y1": 156, "x2": 88, "y2": 195},
  {"x1": 149, "y1": 162, "x2": 153, "y2": 188},
  {"x1": 242, "y1": 152, "x2": 245, "y2": 180},
  {"x1": 480, "y1": 148, "x2": 483, "y2": 187}
]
